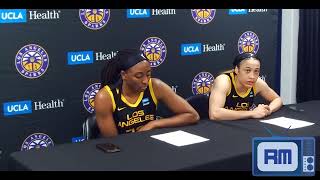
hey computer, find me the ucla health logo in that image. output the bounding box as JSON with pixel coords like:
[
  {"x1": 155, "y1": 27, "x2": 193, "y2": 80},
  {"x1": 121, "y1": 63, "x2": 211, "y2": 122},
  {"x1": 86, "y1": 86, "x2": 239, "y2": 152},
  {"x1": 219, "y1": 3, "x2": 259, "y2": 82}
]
[
  {"x1": 79, "y1": 9, "x2": 110, "y2": 30},
  {"x1": 127, "y1": 9, "x2": 150, "y2": 18},
  {"x1": 127, "y1": 9, "x2": 176, "y2": 18},
  {"x1": 0, "y1": 9, "x2": 27, "y2": 23},
  {"x1": 67, "y1": 51, "x2": 93, "y2": 65},
  {"x1": 3, "y1": 100, "x2": 32, "y2": 116},
  {"x1": 83, "y1": 83, "x2": 101, "y2": 113},
  {"x1": 253, "y1": 137, "x2": 315, "y2": 176},
  {"x1": 15, "y1": 44, "x2": 49, "y2": 79},
  {"x1": 181, "y1": 43, "x2": 202, "y2": 56},
  {"x1": 21, "y1": 133, "x2": 54, "y2": 151},
  {"x1": 192, "y1": 72, "x2": 214, "y2": 95},
  {"x1": 191, "y1": 9, "x2": 215, "y2": 24},
  {"x1": 238, "y1": 31, "x2": 259, "y2": 54},
  {"x1": 228, "y1": 9, "x2": 248, "y2": 15},
  {"x1": 181, "y1": 42, "x2": 225, "y2": 56},
  {"x1": 3, "y1": 99, "x2": 64, "y2": 116},
  {"x1": 140, "y1": 37, "x2": 167, "y2": 67}
]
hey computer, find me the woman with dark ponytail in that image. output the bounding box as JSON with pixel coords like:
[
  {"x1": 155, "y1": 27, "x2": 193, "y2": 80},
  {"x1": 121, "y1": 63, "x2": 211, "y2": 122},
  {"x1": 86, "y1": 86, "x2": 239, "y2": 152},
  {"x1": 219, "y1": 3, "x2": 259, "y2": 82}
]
[
  {"x1": 208, "y1": 52, "x2": 283, "y2": 121},
  {"x1": 94, "y1": 49, "x2": 199, "y2": 137},
  {"x1": 100, "y1": 54, "x2": 121, "y2": 88}
]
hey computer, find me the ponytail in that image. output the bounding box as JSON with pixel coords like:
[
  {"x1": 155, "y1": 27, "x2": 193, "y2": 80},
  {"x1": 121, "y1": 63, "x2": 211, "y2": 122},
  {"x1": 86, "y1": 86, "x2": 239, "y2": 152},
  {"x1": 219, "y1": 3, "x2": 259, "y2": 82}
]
[{"x1": 100, "y1": 55, "x2": 121, "y2": 89}]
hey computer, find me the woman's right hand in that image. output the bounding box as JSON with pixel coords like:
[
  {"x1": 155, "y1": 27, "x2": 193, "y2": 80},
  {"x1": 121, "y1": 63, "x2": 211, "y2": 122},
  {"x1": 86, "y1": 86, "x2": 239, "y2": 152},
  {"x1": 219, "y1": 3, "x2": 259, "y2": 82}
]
[{"x1": 251, "y1": 104, "x2": 271, "y2": 119}]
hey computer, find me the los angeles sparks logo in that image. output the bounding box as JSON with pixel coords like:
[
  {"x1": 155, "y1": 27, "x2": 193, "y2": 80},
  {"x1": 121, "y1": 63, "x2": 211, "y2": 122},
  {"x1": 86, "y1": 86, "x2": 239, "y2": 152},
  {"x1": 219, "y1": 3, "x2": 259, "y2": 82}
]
[
  {"x1": 15, "y1": 44, "x2": 49, "y2": 79},
  {"x1": 79, "y1": 9, "x2": 110, "y2": 30},
  {"x1": 191, "y1": 9, "x2": 216, "y2": 24},
  {"x1": 238, "y1": 31, "x2": 260, "y2": 54},
  {"x1": 21, "y1": 133, "x2": 54, "y2": 151},
  {"x1": 140, "y1": 37, "x2": 167, "y2": 67},
  {"x1": 192, "y1": 72, "x2": 214, "y2": 95},
  {"x1": 83, "y1": 83, "x2": 101, "y2": 113}
]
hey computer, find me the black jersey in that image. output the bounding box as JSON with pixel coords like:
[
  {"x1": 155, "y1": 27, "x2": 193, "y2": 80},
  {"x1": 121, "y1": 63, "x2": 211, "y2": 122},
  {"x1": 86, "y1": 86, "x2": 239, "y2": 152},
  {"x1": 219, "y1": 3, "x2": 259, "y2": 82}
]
[
  {"x1": 224, "y1": 72, "x2": 256, "y2": 111},
  {"x1": 104, "y1": 79, "x2": 158, "y2": 134}
]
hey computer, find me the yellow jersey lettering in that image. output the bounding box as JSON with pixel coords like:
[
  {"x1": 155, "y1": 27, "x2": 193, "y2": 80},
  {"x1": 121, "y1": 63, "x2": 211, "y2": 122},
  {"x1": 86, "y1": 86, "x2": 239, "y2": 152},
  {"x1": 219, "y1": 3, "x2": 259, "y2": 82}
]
[
  {"x1": 225, "y1": 103, "x2": 250, "y2": 111},
  {"x1": 119, "y1": 121, "x2": 128, "y2": 128},
  {"x1": 145, "y1": 114, "x2": 155, "y2": 121},
  {"x1": 119, "y1": 113, "x2": 155, "y2": 128},
  {"x1": 127, "y1": 110, "x2": 145, "y2": 120}
]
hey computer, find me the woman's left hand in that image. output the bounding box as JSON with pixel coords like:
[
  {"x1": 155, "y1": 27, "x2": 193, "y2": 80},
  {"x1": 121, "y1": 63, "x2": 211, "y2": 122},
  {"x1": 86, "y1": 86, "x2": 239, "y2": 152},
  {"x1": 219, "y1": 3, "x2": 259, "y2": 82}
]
[{"x1": 137, "y1": 121, "x2": 158, "y2": 132}]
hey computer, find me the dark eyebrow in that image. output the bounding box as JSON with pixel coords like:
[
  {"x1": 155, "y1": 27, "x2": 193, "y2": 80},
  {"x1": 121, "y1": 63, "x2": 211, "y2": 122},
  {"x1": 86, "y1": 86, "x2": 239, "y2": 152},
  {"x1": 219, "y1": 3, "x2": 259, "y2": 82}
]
[{"x1": 135, "y1": 72, "x2": 144, "y2": 75}]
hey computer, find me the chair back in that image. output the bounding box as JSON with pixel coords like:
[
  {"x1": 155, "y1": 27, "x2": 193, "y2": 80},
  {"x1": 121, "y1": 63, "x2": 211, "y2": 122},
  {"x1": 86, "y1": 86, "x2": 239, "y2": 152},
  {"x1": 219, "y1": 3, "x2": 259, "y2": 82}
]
[
  {"x1": 186, "y1": 94, "x2": 209, "y2": 119},
  {"x1": 82, "y1": 114, "x2": 100, "y2": 140}
]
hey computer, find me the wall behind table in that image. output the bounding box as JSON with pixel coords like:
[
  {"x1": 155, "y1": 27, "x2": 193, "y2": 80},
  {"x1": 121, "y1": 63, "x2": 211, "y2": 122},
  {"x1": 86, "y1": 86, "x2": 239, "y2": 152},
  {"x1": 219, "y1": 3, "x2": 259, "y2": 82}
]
[{"x1": 0, "y1": 9, "x2": 280, "y2": 170}]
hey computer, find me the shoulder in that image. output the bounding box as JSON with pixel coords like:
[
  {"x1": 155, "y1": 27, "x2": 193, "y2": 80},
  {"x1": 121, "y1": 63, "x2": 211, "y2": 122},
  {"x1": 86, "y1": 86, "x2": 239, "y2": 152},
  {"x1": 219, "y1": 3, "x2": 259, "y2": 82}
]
[
  {"x1": 211, "y1": 74, "x2": 231, "y2": 94},
  {"x1": 150, "y1": 78, "x2": 172, "y2": 99},
  {"x1": 254, "y1": 77, "x2": 269, "y2": 93},
  {"x1": 151, "y1": 78, "x2": 168, "y2": 91},
  {"x1": 214, "y1": 74, "x2": 231, "y2": 88},
  {"x1": 215, "y1": 74, "x2": 230, "y2": 82},
  {"x1": 94, "y1": 86, "x2": 115, "y2": 112},
  {"x1": 95, "y1": 86, "x2": 113, "y2": 103},
  {"x1": 151, "y1": 78, "x2": 163, "y2": 87}
]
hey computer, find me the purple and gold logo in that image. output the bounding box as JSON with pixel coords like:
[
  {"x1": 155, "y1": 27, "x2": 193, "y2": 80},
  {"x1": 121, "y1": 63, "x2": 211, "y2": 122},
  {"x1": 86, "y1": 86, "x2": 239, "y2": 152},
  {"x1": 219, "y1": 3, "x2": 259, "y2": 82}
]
[
  {"x1": 83, "y1": 83, "x2": 101, "y2": 113},
  {"x1": 21, "y1": 133, "x2": 54, "y2": 151},
  {"x1": 140, "y1": 37, "x2": 167, "y2": 67},
  {"x1": 238, "y1": 31, "x2": 260, "y2": 54},
  {"x1": 192, "y1": 72, "x2": 214, "y2": 95},
  {"x1": 191, "y1": 9, "x2": 216, "y2": 24},
  {"x1": 79, "y1": 9, "x2": 110, "y2": 30},
  {"x1": 15, "y1": 44, "x2": 49, "y2": 79}
]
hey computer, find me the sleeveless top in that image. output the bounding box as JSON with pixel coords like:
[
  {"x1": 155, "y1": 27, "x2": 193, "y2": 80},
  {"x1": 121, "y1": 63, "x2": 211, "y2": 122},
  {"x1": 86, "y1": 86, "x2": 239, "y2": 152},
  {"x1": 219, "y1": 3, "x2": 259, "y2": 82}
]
[
  {"x1": 104, "y1": 79, "x2": 158, "y2": 134},
  {"x1": 224, "y1": 72, "x2": 256, "y2": 111}
]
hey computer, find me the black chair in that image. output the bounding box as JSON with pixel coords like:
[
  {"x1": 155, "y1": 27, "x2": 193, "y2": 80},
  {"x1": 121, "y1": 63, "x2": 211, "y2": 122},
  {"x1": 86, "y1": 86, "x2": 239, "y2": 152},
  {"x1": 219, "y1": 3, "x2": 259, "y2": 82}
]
[
  {"x1": 186, "y1": 94, "x2": 210, "y2": 119},
  {"x1": 82, "y1": 114, "x2": 100, "y2": 140}
]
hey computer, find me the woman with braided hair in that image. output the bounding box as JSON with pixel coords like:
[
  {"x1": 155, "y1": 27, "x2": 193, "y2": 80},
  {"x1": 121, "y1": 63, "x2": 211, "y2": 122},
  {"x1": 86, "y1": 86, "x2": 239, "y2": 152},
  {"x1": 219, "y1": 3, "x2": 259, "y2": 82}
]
[{"x1": 95, "y1": 49, "x2": 199, "y2": 137}]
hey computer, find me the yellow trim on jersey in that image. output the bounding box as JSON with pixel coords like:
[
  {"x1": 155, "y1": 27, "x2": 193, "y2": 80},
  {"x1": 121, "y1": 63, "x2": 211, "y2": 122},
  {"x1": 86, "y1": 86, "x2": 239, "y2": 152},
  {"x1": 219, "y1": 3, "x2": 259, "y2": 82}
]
[
  {"x1": 253, "y1": 84, "x2": 257, "y2": 96},
  {"x1": 226, "y1": 75, "x2": 232, "y2": 96},
  {"x1": 104, "y1": 85, "x2": 116, "y2": 112},
  {"x1": 121, "y1": 91, "x2": 144, "y2": 107},
  {"x1": 230, "y1": 72, "x2": 252, "y2": 98},
  {"x1": 149, "y1": 79, "x2": 158, "y2": 106}
]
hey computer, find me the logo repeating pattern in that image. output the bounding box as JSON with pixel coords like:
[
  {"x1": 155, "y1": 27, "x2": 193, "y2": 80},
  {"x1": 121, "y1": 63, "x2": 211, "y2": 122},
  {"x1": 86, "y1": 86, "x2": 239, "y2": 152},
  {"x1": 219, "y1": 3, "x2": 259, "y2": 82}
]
[
  {"x1": 21, "y1": 133, "x2": 54, "y2": 151},
  {"x1": 79, "y1": 9, "x2": 110, "y2": 30},
  {"x1": 192, "y1": 72, "x2": 214, "y2": 95},
  {"x1": 191, "y1": 9, "x2": 216, "y2": 24},
  {"x1": 15, "y1": 44, "x2": 49, "y2": 79},
  {"x1": 238, "y1": 31, "x2": 260, "y2": 54},
  {"x1": 140, "y1": 37, "x2": 167, "y2": 67},
  {"x1": 83, "y1": 83, "x2": 101, "y2": 113},
  {"x1": 0, "y1": 10, "x2": 279, "y2": 171}
]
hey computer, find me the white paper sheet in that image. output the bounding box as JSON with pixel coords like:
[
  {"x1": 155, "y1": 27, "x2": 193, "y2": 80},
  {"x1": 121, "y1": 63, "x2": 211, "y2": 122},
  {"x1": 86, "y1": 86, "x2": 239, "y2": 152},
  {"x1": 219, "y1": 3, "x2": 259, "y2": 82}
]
[
  {"x1": 151, "y1": 130, "x2": 210, "y2": 147},
  {"x1": 260, "y1": 116, "x2": 314, "y2": 129}
]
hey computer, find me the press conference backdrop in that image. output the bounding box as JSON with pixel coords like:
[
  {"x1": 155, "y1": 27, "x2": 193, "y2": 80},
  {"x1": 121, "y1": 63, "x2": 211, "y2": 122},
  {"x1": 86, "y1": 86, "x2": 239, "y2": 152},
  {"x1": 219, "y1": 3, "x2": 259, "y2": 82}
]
[{"x1": 0, "y1": 9, "x2": 280, "y2": 170}]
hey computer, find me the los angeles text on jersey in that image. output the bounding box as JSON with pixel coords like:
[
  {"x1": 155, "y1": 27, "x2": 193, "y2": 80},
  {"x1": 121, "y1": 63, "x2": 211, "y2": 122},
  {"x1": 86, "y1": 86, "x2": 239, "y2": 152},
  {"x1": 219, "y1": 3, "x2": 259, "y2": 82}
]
[
  {"x1": 225, "y1": 102, "x2": 250, "y2": 111},
  {"x1": 118, "y1": 110, "x2": 155, "y2": 128}
]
